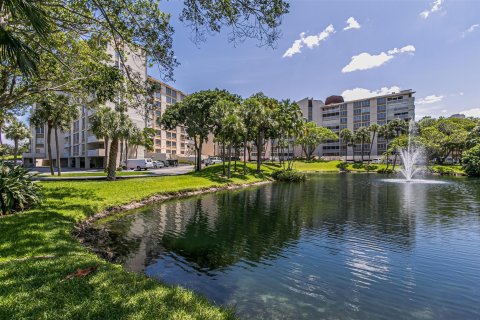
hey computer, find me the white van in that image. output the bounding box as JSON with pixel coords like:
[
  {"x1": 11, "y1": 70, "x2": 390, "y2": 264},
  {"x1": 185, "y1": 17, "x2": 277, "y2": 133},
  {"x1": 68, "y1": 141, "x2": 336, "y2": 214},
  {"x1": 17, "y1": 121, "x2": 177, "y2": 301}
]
[
  {"x1": 371, "y1": 158, "x2": 384, "y2": 164},
  {"x1": 126, "y1": 158, "x2": 154, "y2": 170},
  {"x1": 205, "y1": 157, "x2": 223, "y2": 166}
]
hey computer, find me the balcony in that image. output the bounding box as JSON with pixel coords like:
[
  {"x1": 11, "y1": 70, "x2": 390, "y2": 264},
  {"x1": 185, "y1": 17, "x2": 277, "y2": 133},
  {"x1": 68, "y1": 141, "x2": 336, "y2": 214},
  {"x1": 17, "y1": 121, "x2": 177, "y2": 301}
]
[
  {"x1": 87, "y1": 149, "x2": 106, "y2": 157},
  {"x1": 36, "y1": 138, "x2": 45, "y2": 144},
  {"x1": 64, "y1": 142, "x2": 70, "y2": 148},
  {"x1": 87, "y1": 135, "x2": 103, "y2": 143}
]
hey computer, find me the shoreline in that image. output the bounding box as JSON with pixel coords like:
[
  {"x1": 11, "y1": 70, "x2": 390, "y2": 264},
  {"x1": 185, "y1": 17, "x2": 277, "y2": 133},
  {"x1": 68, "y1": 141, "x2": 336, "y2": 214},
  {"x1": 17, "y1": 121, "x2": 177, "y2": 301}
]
[{"x1": 74, "y1": 179, "x2": 272, "y2": 262}]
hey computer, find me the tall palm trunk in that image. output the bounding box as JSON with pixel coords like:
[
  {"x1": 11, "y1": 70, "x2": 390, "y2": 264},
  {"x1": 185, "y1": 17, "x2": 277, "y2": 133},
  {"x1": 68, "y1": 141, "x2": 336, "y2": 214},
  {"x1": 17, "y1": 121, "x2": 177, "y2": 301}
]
[
  {"x1": 13, "y1": 138, "x2": 18, "y2": 162},
  {"x1": 222, "y1": 142, "x2": 226, "y2": 175},
  {"x1": 47, "y1": 124, "x2": 54, "y2": 175},
  {"x1": 119, "y1": 139, "x2": 124, "y2": 166},
  {"x1": 227, "y1": 144, "x2": 232, "y2": 178},
  {"x1": 368, "y1": 132, "x2": 376, "y2": 163},
  {"x1": 256, "y1": 133, "x2": 263, "y2": 173},
  {"x1": 196, "y1": 140, "x2": 203, "y2": 172},
  {"x1": 104, "y1": 137, "x2": 109, "y2": 171},
  {"x1": 361, "y1": 140, "x2": 364, "y2": 162},
  {"x1": 107, "y1": 136, "x2": 119, "y2": 180},
  {"x1": 54, "y1": 125, "x2": 61, "y2": 176},
  {"x1": 243, "y1": 137, "x2": 247, "y2": 175},
  {"x1": 0, "y1": 124, "x2": 3, "y2": 145},
  {"x1": 125, "y1": 140, "x2": 129, "y2": 163}
]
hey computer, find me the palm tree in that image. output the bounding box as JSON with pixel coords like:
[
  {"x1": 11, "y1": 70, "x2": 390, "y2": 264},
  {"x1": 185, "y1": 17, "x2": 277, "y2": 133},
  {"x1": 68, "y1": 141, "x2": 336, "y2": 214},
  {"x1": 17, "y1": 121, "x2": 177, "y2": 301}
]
[
  {"x1": 0, "y1": 0, "x2": 51, "y2": 76},
  {"x1": 367, "y1": 123, "x2": 381, "y2": 163},
  {"x1": 388, "y1": 119, "x2": 408, "y2": 169},
  {"x1": 339, "y1": 128, "x2": 353, "y2": 161},
  {"x1": 30, "y1": 94, "x2": 78, "y2": 176},
  {"x1": 378, "y1": 124, "x2": 396, "y2": 169},
  {"x1": 5, "y1": 120, "x2": 30, "y2": 162},
  {"x1": 90, "y1": 106, "x2": 114, "y2": 171},
  {"x1": 354, "y1": 127, "x2": 370, "y2": 163}
]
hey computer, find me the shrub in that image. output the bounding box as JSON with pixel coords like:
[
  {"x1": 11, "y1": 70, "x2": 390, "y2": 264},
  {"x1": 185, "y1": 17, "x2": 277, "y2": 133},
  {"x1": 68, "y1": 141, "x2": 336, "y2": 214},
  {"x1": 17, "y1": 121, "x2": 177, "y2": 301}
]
[
  {"x1": 377, "y1": 168, "x2": 395, "y2": 174},
  {"x1": 364, "y1": 165, "x2": 378, "y2": 172},
  {"x1": 0, "y1": 163, "x2": 43, "y2": 215},
  {"x1": 431, "y1": 166, "x2": 455, "y2": 175},
  {"x1": 336, "y1": 161, "x2": 350, "y2": 172},
  {"x1": 271, "y1": 170, "x2": 306, "y2": 182},
  {"x1": 462, "y1": 145, "x2": 480, "y2": 177}
]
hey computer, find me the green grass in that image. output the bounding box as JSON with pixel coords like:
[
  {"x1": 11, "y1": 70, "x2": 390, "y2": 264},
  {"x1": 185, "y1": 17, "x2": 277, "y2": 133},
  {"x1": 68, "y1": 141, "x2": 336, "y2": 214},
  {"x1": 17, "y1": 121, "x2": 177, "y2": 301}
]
[
  {"x1": 37, "y1": 171, "x2": 151, "y2": 178},
  {"x1": 429, "y1": 164, "x2": 465, "y2": 175},
  {"x1": 0, "y1": 164, "x2": 269, "y2": 320},
  {"x1": 263, "y1": 160, "x2": 388, "y2": 172}
]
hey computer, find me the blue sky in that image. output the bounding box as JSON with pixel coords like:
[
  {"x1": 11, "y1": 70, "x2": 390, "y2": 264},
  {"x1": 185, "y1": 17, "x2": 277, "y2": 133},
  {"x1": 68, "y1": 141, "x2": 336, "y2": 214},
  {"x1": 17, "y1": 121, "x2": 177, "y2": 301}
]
[{"x1": 150, "y1": 0, "x2": 480, "y2": 119}]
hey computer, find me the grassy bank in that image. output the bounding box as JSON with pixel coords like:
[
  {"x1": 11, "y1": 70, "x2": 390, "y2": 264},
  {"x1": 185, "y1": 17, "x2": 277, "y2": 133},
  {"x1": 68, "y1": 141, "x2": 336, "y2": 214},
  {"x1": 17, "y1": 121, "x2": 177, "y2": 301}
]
[
  {"x1": 0, "y1": 164, "x2": 270, "y2": 320},
  {"x1": 37, "y1": 171, "x2": 151, "y2": 178}
]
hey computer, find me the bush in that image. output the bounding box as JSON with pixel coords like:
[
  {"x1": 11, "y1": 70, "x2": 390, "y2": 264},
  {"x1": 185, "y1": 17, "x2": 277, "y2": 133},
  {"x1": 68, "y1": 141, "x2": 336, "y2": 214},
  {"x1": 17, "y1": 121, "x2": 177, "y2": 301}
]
[
  {"x1": 462, "y1": 145, "x2": 480, "y2": 177},
  {"x1": 364, "y1": 165, "x2": 378, "y2": 172},
  {"x1": 0, "y1": 163, "x2": 43, "y2": 215},
  {"x1": 377, "y1": 168, "x2": 395, "y2": 174},
  {"x1": 336, "y1": 161, "x2": 350, "y2": 172},
  {"x1": 431, "y1": 166, "x2": 455, "y2": 175},
  {"x1": 271, "y1": 169, "x2": 306, "y2": 182}
]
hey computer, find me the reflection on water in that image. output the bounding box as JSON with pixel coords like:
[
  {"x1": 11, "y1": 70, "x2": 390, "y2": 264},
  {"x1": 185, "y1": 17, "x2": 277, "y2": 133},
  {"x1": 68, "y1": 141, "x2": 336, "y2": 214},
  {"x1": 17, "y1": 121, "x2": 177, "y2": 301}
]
[{"x1": 98, "y1": 174, "x2": 480, "y2": 319}]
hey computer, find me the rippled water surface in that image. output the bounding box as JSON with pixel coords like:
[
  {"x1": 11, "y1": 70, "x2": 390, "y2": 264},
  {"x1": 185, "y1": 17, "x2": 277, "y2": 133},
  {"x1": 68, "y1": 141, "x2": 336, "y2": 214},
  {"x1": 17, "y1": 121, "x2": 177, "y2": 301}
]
[{"x1": 97, "y1": 174, "x2": 480, "y2": 319}]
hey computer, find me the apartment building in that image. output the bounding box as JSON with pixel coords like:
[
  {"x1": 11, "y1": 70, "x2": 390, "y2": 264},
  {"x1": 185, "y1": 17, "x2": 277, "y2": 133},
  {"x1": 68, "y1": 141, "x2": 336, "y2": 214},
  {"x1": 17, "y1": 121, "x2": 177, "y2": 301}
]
[
  {"x1": 23, "y1": 43, "x2": 147, "y2": 168},
  {"x1": 146, "y1": 76, "x2": 194, "y2": 160},
  {"x1": 296, "y1": 89, "x2": 415, "y2": 160}
]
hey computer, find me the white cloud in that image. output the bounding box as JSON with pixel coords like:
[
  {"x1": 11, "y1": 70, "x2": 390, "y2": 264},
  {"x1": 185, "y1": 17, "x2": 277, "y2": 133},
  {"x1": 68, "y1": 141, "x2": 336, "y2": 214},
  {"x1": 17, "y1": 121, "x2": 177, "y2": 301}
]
[
  {"x1": 283, "y1": 25, "x2": 335, "y2": 58},
  {"x1": 341, "y1": 86, "x2": 401, "y2": 101},
  {"x1": 416, "y1": 94, "x2": 444, "y2": 104},
  {"x1": 341, "y1": 45, "x2": 415, "y2": 73},
  {"x1": 460, "y1": 108, "x2": 480, "y2": 117},
  {"x1": 461, "y1": 24, "x2": 479, "y2": 38},
  {"x1": 420, "y1": 0, "x2": 443, "y2": 19},
  {"x1": 343, "y1": 17, "x2": 361, "y2": 31},
  {"x1": 459, "y1": 92, "x2": 465, "y2": 96}
]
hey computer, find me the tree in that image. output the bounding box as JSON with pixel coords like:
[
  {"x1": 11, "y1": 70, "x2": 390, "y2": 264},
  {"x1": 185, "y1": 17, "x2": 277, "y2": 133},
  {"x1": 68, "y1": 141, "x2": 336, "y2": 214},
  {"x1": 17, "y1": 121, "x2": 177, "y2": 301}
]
[
  {"x1": 90, "y1": 106, "x2": 114, "y2": 170},
  {"x1": 297, "y1": 122, "x2": 337, "y2": 161},
  {"x1": 160, "y1": 90, "x2": 234, "y2": 171},
  {"x1": 212, "y1": 98, "x2": 245, "y2": 178},
  {"x1": 339, "y1": 128, "x2": 353, "y2": 161},
  {"x1": 367, "y1": 123, "x2": 381, "y2": 163},
  {"x1": 4, "y1": 120, "x2": 30, "y2": 162},
  {"x1": 462, "y1": 145, "x2": 480, "y2": 177},
  {"x1": 246, "y1": 93, "x2": 279, "y2": 173},
  {"x1": 30, "y1": 93, "x2": 78, "y2": 176},
  {"x1": 378, "y1": 124, "x2": 396, "y2": 169},
  {"x1": 272, "y1": 99, "x2": 303, "y2": 170},
  {"x1": 354, "y1": 127, "x2": 370, "y2": 162},
  {"x1": 240, "y1": 97, "x2": 261, "y2": 174}
]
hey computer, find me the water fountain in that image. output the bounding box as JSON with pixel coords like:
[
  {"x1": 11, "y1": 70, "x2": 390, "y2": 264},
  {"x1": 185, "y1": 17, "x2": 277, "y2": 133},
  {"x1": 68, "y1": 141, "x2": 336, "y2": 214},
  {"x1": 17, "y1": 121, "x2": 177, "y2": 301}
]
[{"x1": 398, "y1": 121, "x2": 423, "y2": 181}]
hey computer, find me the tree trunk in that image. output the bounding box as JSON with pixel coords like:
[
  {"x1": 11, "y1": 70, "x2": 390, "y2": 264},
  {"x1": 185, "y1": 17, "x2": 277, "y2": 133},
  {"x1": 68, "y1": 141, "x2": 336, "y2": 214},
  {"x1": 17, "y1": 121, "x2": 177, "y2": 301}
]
[
  {"x1": 119, "y1": 139, "x2": 124, "y2": 166},
  {"x1": 13, "y1": 139, "x2": 18, "y2": 163},
  {"x1": 256, "y1": 133, "x2": 263, "y2": 173},
  {"x1": 196, "y1": 140, "x2": 203, "y2": 172},
  {"x1": 243, "y1": 137, "x2": 247, "y2": 175},
  {"x1": 104, "y1": 137, "x2": 109, "y2": 171},
  {"x1": 107, "y1": 136, "x2": 119, "y2": 181},
  {"x1": 392, "y1": 153, "x2": 398, "y2": 171},
  {"x1": 222, "y1": 142, "x2": 226, "y2": 175},
  {"x1": 368, "y1": 132, "x2": 376, "y2": 163},
  {"x1": 361, "y1": 141, "x2": 364, "y2": 162},
  {"x1": 47, "y1": 124, "x2": 54, "y2": 175},
  {"x1": 227, "y1": 144, "x2": 232, "y2": 178},
  {"x1": 344, "y1": 142, "x2": 348, "y2": 162},
  {"x1": 55, "y1": 126, "x2": 61, "y2": 176},
  {"x1": 125, "y1": 140, "x2": 129, "y2": 164},
  {"x1": 0, "y1": 124, "x2": 3, "y2": 145}
]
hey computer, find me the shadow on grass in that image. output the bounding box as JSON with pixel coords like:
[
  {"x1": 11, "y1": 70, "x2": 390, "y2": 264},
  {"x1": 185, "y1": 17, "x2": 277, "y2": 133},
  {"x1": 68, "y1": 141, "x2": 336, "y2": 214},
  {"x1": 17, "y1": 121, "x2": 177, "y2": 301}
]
[{"x1": 192, "y1": 163, "x2": 267, "y2": 183}]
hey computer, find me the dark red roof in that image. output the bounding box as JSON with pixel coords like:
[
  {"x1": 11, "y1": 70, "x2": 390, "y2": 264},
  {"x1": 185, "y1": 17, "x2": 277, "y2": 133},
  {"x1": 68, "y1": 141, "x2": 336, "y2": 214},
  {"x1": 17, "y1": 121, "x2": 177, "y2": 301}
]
[{"x1": 325, "y1": 95, "x2": 344, "y2": 105}]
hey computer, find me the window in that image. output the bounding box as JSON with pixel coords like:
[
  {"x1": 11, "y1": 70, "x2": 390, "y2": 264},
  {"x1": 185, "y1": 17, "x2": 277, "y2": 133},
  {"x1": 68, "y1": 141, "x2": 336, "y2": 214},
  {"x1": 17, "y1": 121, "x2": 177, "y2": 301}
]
[
  {"x1": 340, "y1": 110, "x2": 347, "y2": 116},
  {"x1": 362, "y1": 114, "x2": 370, "y2": 121},
  {"x1": 377, "y1": 105, "x2": 386, "y2": 112},
  {"x1": 361, "y1": 107, "x2": 370, "y2": 114},
  {"x1": 155, "y1": 139, "x2": 161, "y2": 145},
  {"x1": 35, "y1": 126, "x2": 44, "y2": 134},
  {"x1": 154, "y1": 91, "x2": 161, "y2": 99},
  {"x1": 340, "y1": 118, "x2": 347, "y2": 123},
  {"x1": 353, "y1": 108, "x2": 361, "y2": 115},
  {"x1": 378, "y1": 113, "x2": 386, "y2": 120},
  {"x1": 155, "y1": 110, "x2": 161, "y2": 117},
  {"x1": 377, "y1": 97, "x2": 386, "y2": 104},
  {"x1": 340, "y1": 103, "x2": 347, "y2": 110},
  {"x1": 378, "y1": 120, "x2": 386, "y2": 125},
  {"x1": 353, "y1": 100, "x2": 370, "y2": 107},
  {"x1": 354, "y1": 115, "x2": 362, "y2": 122}
]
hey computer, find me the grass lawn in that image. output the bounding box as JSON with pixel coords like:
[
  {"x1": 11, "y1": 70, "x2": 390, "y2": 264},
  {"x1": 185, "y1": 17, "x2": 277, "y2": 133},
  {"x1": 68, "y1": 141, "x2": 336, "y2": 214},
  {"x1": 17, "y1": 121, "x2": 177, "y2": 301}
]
[
  {"x1": 37, "y1": 171, "x2": 151, "y2": 178},
  {"x1": 264, "y1": 160, "x2": 388, "y2": 172},
  {"x1": 0, "y1": 164, "x2": 270, "y2": 320}
]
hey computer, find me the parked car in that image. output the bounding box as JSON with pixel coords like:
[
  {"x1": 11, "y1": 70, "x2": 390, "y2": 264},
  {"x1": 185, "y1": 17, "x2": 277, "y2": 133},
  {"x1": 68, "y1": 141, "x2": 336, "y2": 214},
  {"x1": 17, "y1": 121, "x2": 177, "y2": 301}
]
[
  {"x1": 166, "y1": 159, "x2": 178, "y2": 167},
  {"x1": 371, "y1": 158, "x2": 384, "y2": 164},
  {"x1": 205, "y1": 157, "x2": 223, "y2": 166},
  {"x1": 126, "y1": 158, "x2": 154, "y2": 170},
  {"x1": 152, "y1": 161, "x2": 164, "y2": 169}
]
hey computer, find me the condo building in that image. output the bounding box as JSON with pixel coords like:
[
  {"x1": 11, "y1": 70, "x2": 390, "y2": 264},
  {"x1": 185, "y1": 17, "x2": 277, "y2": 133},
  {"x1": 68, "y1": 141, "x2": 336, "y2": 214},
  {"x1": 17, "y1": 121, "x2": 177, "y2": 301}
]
[
  {"x1": 146, "y1": 76, "x2": 193, "y2": 160},
  {"x1": 23, "y1": 43, "x2": 147, "y2": 168},
  {"x1": 296, "y1": 89, "x2": 415, "y2": 159}
]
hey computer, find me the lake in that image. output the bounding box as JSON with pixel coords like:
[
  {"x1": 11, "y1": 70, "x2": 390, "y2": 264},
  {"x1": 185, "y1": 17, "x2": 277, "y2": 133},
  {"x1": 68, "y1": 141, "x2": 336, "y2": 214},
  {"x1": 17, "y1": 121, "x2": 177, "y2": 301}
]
[{"x1": 95, "y1": 174, "x2": 480, "y2": 319}]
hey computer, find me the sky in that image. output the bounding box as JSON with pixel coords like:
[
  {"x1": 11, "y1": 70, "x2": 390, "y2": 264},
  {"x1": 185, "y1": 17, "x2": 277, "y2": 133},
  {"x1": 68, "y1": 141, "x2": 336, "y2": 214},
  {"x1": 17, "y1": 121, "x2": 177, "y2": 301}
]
[{"x1": 150, "y1": 0, "x2": 480, "y2": 120}]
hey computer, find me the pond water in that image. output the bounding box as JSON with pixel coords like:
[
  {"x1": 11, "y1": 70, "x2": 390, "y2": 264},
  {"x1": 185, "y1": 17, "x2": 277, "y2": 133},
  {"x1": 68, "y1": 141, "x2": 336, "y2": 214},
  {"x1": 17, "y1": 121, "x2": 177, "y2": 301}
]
[{"x1": 96, "y1": 174, "x2": 480, "y2": 319}]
